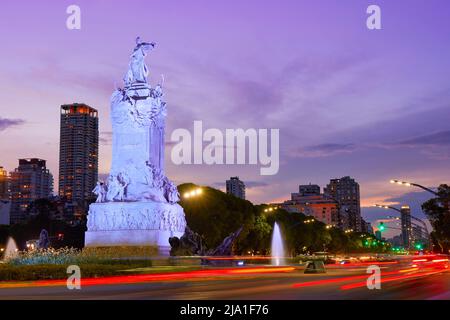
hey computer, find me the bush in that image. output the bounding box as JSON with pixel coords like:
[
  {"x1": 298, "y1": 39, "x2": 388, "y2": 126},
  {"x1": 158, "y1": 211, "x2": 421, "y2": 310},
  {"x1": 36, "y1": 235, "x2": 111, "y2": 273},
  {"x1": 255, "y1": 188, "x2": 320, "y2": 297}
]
[{"x1": 5, "y1": 246, "x2": 158, "y2": 266}]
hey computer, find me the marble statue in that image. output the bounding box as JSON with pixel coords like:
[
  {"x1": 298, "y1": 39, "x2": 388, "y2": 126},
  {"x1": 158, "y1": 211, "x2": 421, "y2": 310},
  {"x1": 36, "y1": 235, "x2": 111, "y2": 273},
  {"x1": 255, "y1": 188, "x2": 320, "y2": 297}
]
[
  {"x1": 85, "y1": 37, "x2": 186, "y2": 254},
  {"x1": 93, "y1": 182, "x2": 106, "y2": 203},
  {"x1": 124, "y1": 37, "x2": 156, "y2": 85},
  {"x1": 38, "y1": 229, "x2": 50, "y2": 250}
]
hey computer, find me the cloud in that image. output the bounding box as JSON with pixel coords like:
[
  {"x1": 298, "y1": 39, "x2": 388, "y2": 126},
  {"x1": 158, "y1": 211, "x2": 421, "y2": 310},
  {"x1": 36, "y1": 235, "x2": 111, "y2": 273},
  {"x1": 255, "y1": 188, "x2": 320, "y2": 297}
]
[
  {"x1": 390, "y1": 131, "x2": 450, "y2": 160},
  {"x1": 397, "y1": 131, "x2": 450, "y2": 146},
  {"x1": 245, "y1": 181, "x2": 270, "y2": 188},
  {"x1": 212, "y1": 180, "x2": 268, "y2": 189},
  {"x1": 290, "y1": 143, "x2": 356, "y2": 158},
  {"x1": 0, "y1": 117, "x2": 25, "y2": 132},
  {"x1": 228, "y1": 79, "x2": 283, "y2": 120}
]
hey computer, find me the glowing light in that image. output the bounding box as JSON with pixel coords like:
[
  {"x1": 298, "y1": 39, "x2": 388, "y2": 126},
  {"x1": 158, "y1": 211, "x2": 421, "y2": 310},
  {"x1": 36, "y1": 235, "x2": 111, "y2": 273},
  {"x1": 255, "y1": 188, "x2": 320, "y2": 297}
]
[
  {"x1": 293, "y1": 271, "x2": 400, "y2": 288},
  {"x1": 340, "y1": 270, "x2": 445, "y2": 291},
  {"x1": 0, "y1": 266, "x2": 297, "y2": 289},
  {"x1": 184, "y1": 188, "x2": 203, "y2": 199},
  {"x1": 432, "y1": 259, "x2": 448, "y2": 263}
]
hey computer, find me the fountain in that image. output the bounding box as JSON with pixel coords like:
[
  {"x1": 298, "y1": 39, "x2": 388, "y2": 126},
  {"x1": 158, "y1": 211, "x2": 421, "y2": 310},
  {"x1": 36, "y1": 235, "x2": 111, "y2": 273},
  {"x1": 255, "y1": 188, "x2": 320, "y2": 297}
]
[
  {"x1": 271, "y1": 222, "x2": 286, "y2": 266},
  {"x1": 3, "y1": 237, "x2": 18, "y2": 261}
]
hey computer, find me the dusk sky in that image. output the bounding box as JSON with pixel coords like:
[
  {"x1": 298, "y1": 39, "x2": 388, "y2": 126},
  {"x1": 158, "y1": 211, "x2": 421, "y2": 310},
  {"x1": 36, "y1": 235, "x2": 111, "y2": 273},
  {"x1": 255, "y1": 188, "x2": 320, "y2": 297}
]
[{"x1": 1, "y1": 0, "x2": 450, "y2": 236}]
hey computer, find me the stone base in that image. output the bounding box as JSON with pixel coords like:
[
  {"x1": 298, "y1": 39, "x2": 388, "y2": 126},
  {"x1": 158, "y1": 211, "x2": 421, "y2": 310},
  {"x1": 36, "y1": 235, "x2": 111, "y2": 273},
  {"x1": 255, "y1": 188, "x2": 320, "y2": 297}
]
[{"x1": 84, "y1": 201, "x2": 186, "y2": 256}]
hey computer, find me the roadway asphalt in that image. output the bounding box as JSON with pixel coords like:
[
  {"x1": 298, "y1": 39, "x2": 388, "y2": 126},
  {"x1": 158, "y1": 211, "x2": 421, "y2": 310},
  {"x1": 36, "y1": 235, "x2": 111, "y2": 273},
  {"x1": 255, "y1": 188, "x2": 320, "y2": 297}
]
[{"x1": 0, "y1": 262, "x2": 448, "y2": 300}]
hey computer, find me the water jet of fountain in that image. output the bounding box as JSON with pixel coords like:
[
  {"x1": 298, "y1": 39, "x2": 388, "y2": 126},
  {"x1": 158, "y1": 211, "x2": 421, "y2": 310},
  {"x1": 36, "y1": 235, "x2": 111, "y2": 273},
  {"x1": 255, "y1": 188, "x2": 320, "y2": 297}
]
[
  {"x1": 3, "y1": 237, "x2": 19, "y2": 261},
  {"x1": 271, "y1": 222, "x2": 285, "y2": 266}
]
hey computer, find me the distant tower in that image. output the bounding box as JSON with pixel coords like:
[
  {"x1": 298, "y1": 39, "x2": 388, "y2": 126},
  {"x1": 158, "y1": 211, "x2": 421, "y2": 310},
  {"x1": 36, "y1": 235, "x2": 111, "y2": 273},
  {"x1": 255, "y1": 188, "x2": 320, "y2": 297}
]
[
  {"x1": 324, "y1": 176, "x2": 361, "y2": 232},
  {"x1": 0, "y1": 166, "x2": 8, "y2": 200},
  {"x1": 400, "y1": 205, "x2": 413, "y2": 249},
  {"x1": 298, "y1": 184, "x2": 320, "y2": 196},
  {"x1": 0, "y1": 166, "x2": 10, "y2": 225},
  {"x1": 59, "y1": 104, "x2": 99, "y2": 219},
  {"x1": 9, "y1": 158, "x2": 53, "y2": 224},
  {"x1": 226, "y1": 177, "x2": 246, "y2": 200}
]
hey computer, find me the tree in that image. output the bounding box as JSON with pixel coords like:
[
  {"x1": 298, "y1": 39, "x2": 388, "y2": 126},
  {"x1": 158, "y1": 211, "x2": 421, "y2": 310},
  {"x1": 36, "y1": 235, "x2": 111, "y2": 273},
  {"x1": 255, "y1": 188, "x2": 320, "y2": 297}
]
[
  {"x1": 422, "y1": 184, "x2": 450, "y2": 253},
  {"x1": 178, "y1": 183, "x2": 390, "y2": 256},
  {"x1": 178, "y1": 183, "x2": 256, "y2": 250}
]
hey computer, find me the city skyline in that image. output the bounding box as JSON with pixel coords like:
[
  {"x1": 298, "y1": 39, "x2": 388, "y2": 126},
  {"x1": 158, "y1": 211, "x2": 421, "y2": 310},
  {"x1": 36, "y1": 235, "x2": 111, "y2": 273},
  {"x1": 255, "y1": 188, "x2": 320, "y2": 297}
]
[{"x1": 1, "y1": 0, "x2": 449, "y2": 230}]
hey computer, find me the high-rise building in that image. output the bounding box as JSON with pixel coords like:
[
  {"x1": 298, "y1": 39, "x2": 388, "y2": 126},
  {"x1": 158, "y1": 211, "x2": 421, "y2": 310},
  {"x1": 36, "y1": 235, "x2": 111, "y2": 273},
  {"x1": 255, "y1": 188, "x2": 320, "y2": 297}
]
[
  {"x1": 0, "y1": 166, "x2": 9, "y2": 200},
  {"x1": 324, "y1": 176, "x2": 362, "y2": 232},
  {"x1": 0, "y1": 200, "x2": 10, "y2": 225},
  {"x1": 360, "y1": 217, "x2": 373, "y2": 234},
  {"x1": 388, "y1": 234, "x2": 402, "y2": 247},
  {"x1": 400, "y1": 205, "x2": 413, "y2": 249},
  {"x1": 59, "y1": 103, "x2": 99, "y2": 219},
  {"x1": 375, "y1": 230, "x2": 382, "y2": 240},
  {"x1": 9, "y1": 158, "x2": 53, "y2": 224},
  {"x1": 284, "y1": 184, "x2": 339, "y2": 226},
  {"x1": 291, "y1": 184, "x2": 320, "y2": 201},
  {"x1": 226, "y1": 177, "x2": 246, "y2": 199}
]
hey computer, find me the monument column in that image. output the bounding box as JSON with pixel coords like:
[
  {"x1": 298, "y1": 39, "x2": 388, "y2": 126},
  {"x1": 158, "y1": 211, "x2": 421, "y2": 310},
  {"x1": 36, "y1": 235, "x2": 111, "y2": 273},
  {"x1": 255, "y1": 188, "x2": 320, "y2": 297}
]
[{"x1": 85, "y1": 37, "x2": 186, "y2": 254}]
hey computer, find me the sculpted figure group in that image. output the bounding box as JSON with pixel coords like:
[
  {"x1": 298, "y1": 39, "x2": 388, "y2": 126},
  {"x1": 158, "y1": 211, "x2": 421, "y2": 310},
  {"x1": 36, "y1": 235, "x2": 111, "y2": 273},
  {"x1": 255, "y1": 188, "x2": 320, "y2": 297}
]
[{"x1": 92, "y1": 163, "x2": 180, "y2": 205}]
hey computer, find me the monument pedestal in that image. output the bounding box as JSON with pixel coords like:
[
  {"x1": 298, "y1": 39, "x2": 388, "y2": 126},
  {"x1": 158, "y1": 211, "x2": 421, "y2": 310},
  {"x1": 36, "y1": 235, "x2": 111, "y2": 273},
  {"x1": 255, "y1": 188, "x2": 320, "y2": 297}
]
[{"x1": 85, "y1": 202, "x2": 186, "y2": 255}]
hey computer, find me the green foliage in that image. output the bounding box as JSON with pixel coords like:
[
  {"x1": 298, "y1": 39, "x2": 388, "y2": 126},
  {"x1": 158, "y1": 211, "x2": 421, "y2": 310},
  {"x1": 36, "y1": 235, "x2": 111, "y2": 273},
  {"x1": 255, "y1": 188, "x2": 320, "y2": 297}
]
[
  {"x1": 5, "y1": 247, "x2": 158, "y2": 266},
  {"x1": 178, "y1": 183, "x2": 388, "y2": 256},
  {"x1": 178, "y1": 183, "x2": 256, "y2": 249},
  {"x1": 422, "y1": 184, "x2": 450, "y2": 253}
]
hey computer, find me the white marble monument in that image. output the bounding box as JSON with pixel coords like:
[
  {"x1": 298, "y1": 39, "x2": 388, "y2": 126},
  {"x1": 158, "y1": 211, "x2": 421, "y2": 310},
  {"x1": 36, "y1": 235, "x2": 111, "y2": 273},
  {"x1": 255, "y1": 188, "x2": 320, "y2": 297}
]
[{"x1": 85, "y1": 37, "x2": 186, "y2": 254}]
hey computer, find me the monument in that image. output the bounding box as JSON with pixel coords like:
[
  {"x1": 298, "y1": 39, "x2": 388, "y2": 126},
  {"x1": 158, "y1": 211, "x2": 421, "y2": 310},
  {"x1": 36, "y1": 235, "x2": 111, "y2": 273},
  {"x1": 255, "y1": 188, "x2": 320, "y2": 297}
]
[{"x1": 85, "y1": 37, "x2": 187, "y2": 255}]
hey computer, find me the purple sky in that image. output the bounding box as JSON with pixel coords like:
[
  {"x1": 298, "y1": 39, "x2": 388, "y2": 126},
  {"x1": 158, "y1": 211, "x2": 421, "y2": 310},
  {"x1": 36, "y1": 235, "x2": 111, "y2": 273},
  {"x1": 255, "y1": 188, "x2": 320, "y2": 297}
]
[{"x1": 1, "y1": 0, "x2": 450, "y2": 235}]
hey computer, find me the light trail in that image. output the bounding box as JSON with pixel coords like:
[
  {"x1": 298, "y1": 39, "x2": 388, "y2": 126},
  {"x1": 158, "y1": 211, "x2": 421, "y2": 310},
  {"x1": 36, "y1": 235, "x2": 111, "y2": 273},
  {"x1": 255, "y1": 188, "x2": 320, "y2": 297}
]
[
  {"x1": 292, "y1": 271, "x2": 400, "y2": 288},
  {"x1": 340, "y1": 269, "x2": 447, "y2": 290},
  {"x1": 0, "y1": 266, "x2": 296, "y2": 289}
]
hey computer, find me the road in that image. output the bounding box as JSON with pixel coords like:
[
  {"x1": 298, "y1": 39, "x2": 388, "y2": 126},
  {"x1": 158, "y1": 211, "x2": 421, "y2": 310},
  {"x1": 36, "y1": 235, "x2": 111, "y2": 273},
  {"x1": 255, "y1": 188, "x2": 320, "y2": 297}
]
[{"x1": 0, "y1": 258, "x2": 449, "y2": 300}]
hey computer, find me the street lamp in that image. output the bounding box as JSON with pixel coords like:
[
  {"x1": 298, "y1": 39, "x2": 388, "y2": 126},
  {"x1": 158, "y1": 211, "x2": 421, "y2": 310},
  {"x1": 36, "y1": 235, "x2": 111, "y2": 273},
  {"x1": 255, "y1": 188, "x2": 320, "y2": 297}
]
[
  {"x1": 373, "y1": 203, "x2": 431, "y2": 250},
  {"x1": 373, "y1": 204, "x2": 429, "y2": 233},
  {"x1": 390, "y1": 179, "x2": 438, "y2": 196},
  {"x1": 183, "y1": 188, "x2": 203, "y2": 199},
  {"x1": 263, "y1": 206, "x2": 278, "y2": 213}
]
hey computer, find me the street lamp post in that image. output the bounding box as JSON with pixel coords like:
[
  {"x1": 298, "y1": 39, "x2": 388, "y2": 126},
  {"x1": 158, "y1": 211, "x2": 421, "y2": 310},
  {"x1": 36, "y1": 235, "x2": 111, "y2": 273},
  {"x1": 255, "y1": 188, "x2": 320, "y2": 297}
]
[
  {"x1": 373, "y1": 204, "x2": 431, "y2": 251},
  {"x1": 390, "y1": 179, "x2": 438, "y2": 196}
]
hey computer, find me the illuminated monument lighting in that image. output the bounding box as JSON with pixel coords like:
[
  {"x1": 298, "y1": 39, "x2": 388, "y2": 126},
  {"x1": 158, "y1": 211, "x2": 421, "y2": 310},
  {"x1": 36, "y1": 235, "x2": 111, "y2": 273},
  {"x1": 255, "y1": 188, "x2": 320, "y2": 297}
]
[{"x1": 84, "y1": 37, "x2": 186, "y2": 254}]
